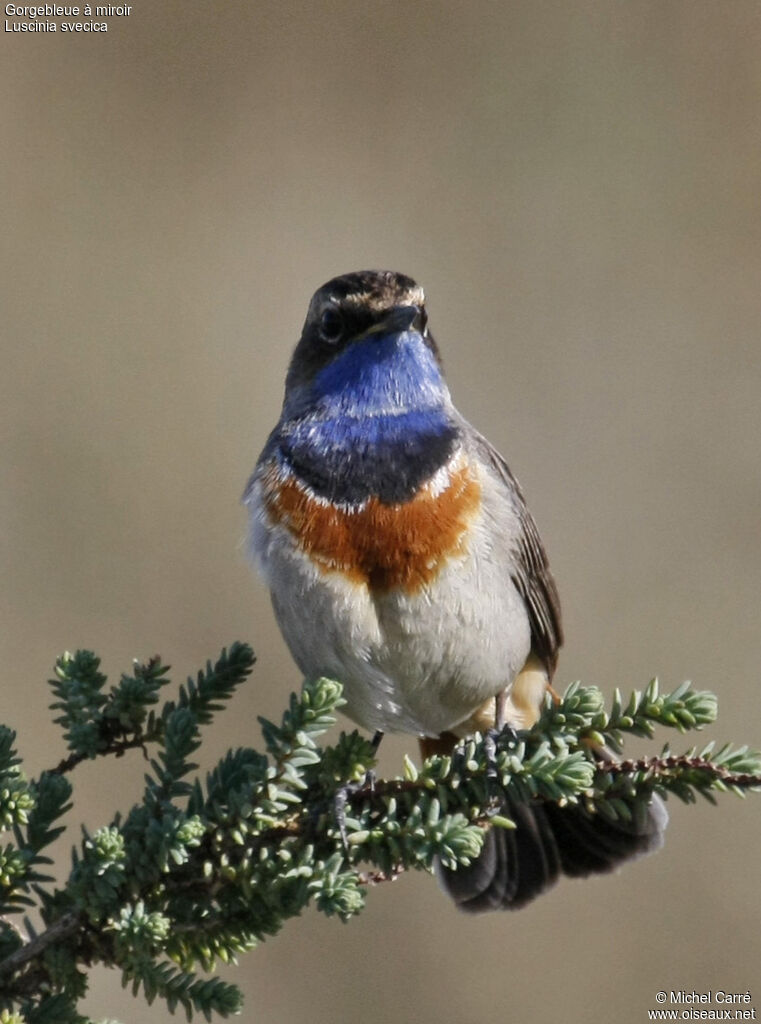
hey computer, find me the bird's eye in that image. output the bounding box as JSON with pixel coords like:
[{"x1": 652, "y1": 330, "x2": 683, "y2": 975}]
[{"x1": 319, "y1": 307, "x2": 344, "y2": 343}]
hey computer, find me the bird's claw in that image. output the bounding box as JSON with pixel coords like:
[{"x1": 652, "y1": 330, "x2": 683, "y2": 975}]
[{"x1": 483, "y1": 724, "x2": 519, "y2": 784}]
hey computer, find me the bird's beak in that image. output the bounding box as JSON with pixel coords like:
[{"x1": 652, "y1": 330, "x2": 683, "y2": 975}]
[
  {"x1": 362, "y1": 305, "x2": 424, "y2": 339},
  {"x1": 383, "y1": 304, "x2": 424, "y2": 334}
]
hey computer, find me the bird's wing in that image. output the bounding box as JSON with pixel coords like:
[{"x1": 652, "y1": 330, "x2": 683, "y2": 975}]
[{"x1": 470, "y1": 429, "x2": 563, "y2": 675}]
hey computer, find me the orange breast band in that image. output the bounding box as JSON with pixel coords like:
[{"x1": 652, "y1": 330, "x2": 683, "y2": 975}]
[{"x1": 263, "y1": 458, "x2": 481, "y2": 592}]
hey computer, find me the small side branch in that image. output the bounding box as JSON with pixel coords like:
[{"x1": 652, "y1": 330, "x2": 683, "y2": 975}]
[
  {"x1": 0, "y1": 911, "x2": 81, "y2": 979},
  {"x1": 610, "y1": 753, "x2": 761, "y2": 790}
]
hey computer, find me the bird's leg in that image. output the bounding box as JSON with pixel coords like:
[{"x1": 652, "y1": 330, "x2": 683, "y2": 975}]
[
  {"x1": 484, "y1": 691, "x2": 505, "y2": 781},
  {"x1": 494, "y1": 690, "x2": 508, "y2": 731}
]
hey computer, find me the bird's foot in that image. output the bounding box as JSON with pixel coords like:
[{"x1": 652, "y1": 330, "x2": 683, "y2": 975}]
[
  {"x1": 333, "y1": 769, "x2": 376, "y2": 853},
  {"x1": 333, "y1": 731, "x2": 382, "y2": 852},
  {"x1": 483, "y1": 724, "x2": 519, "y2": 783}
]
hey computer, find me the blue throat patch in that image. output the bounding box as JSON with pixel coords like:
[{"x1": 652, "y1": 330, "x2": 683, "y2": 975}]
[{"x1": 280, "y1": 332, "x2": 460, "y2": 505}]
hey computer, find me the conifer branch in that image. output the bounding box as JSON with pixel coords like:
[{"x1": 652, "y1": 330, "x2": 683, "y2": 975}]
[{"x1": 0, "y1": 646, "x2": 758, "y2": 1023}]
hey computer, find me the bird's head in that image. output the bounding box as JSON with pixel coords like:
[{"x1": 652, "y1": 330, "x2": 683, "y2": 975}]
[{"x1": 282, "y1": 270, "x2": 449, "y2": 420}]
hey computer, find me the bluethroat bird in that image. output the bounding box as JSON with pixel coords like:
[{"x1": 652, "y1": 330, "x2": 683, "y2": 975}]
[{"x1": 244, "y1": 269, "x2": 667, "y2": 911}]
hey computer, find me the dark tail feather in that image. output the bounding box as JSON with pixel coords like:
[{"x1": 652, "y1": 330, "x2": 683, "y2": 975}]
[{"x1": 437, "y1": 794, "x2": 668, "y2": 913}]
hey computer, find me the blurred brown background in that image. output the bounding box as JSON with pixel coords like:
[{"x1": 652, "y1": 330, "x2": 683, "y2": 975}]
[{"x1": 2, "y1": 2, "x2": 760, "y2": 1022}]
